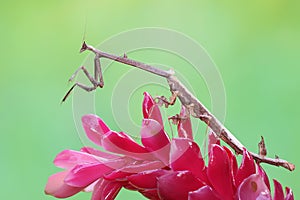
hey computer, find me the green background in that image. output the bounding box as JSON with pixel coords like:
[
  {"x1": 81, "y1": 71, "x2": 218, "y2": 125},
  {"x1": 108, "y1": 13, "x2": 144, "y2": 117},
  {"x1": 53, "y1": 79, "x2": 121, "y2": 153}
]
[{"x1": 1, "y1": 0, "x2": 299, "y2": 199}]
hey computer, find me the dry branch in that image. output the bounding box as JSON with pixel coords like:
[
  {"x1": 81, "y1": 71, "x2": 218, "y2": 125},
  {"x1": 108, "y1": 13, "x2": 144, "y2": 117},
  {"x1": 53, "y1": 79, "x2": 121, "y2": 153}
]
[{"x1": 64, "y1": 42, "x2": 295, "y2": 171}]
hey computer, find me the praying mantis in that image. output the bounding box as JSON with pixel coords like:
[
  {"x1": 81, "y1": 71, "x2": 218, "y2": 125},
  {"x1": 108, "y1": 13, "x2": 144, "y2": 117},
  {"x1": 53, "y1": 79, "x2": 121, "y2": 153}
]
[{"x1": 63, "y1": 41, "x2": 295, "y2": 171}]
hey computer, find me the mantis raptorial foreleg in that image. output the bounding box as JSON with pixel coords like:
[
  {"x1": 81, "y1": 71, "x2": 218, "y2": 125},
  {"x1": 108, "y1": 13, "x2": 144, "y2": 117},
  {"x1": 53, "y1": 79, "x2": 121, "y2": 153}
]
[
  {"x1": 62, "y1": 54, "x2": 104, "y2": 102},
  {"x1": 69, "y1": 66, "x2": 98, "y2": 85},
  {"x1": 155, "y1": 91, "x2": 178, "y2": 108}
]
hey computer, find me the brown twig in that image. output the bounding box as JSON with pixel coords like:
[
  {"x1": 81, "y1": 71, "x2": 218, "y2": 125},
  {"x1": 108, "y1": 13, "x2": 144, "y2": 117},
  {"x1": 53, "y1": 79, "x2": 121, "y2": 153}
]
[
  {"x1": 66, "y1": 42, "x2": 295, "y2": 171},
  {"x1": 258, "y1": 136, "x2": 267, "y2": 157}
]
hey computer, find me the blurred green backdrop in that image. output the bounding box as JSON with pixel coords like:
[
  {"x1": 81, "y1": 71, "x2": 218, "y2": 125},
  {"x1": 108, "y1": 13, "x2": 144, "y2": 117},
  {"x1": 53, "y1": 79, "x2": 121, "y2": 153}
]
[{"x1": 1, "y1": 0, "x2": 299, "y2": 199}]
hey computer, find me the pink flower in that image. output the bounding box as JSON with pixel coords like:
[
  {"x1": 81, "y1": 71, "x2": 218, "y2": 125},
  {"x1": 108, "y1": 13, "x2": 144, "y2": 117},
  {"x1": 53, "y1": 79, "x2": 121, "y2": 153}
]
[{"x1": 45, "y1": 92, "x2": 294, "y2": 200}]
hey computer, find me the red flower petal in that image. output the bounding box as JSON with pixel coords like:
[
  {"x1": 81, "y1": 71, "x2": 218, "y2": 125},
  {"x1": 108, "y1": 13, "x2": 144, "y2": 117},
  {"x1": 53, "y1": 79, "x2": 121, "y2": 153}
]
[
  {"x1": 257, "y1": 164, "x2": 271, "y2": 191},
  {"x1": 223, "y1": 146, "x2": 238, "y2": 173},
  {"x1": 235, "y1": 148, "x2": 256, "y2": 187},
  {"x1": 104, "y1": 170, "x2": 132, "y2": 181},
  {"x1": 142, "y1": 92, "x2": 163, "y2": 126},
  {"x1": 188, "y1": 186, "x2": 221, "y2": 200},
  {"x1": 285, "y1": 187, "x2": 294, "y2": 200},
  {"x1": 142, "y1": 92, "x2": 155, "y2": 118},
  {"x1": 199, "y1": 166, "x2": 210, "y2": 185},
  {"x1": 80, "y1": 147, "x2": 121, "y2": 160},
  {"x1": 128, "y1": 169, "x2": 170, "y2": 189},
  {"x1": 44, "y1": 171, "x2": 83, "y2": 198},
  {"x1": 103, "y1": 158, "x2": 136, "y2": 180},
  {"x1": 82, "y1": 114, "x2": 110, "y2": 146},
  {"x1": 207, "y1": 145, "x2": 234, "y2": 200},
  {"x1": 141, "y1": 119, "x2": 170, "y2": 151},
  {"x1": 157, "y1": 171, "x2": 204, "y2": 200},
  {"x1": 83, "y1": 180, "x2": 98, "y2": 192},
  {"x1": 141, "y1": 119, "x2": 170, "y2": 164},
  {"x1": 91, "y1": 179, "x2": 122, "y2": 200},
  {"x1": 170, "y1": 138, "x2": 205, "y2": 179},
  {"x1": 273, "y1": 179, "x2": 284, "y2": 200},
  {"x1": 177, "y1": 106, "x2": 193, "y2": 140},
  {"x1": 102, "y1": 131, "x2": 155, "y2": 160},
  {"x1": 208, "y1": 132, "x2": 220, "y2": 157},
  {"x1": 123, "y1": 182, "x2": 138, "y2": 191},
  {"x1": 223, "y1": 146, "x2": 238, "y2": 189},
  {"x1": 65, "y1": 162, "x2": 121, "y2": 187},
  {"x1": 140, "y1": 188, "x2": 160, "y2": 200},
  {"x1": 54, "y1": 150, "x2": 100, "y2": 169},
  {"x1": 105, "y1": 160, "x2": 165, "y2": 178},
  {"x1": 237, "y1": 174, "x2": 271, "y2": 200}
]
